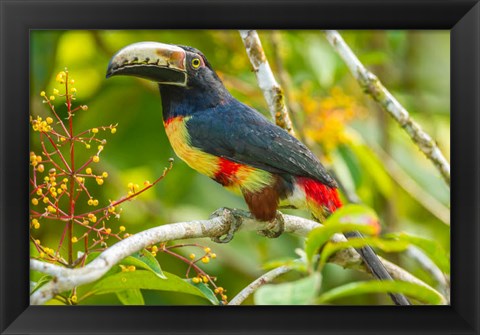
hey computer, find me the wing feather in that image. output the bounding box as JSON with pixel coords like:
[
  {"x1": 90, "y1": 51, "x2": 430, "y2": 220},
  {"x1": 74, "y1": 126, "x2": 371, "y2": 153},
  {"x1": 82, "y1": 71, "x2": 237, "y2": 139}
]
[{"x1": 187, "y1": 101, "x2": 337, "y2": 188}]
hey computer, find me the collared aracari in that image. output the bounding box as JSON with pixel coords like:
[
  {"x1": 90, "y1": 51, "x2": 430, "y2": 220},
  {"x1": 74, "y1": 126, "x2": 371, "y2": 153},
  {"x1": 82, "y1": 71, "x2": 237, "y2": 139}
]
[{"x1": 106, "y1": 42, "x2": 409, "y2": 305}]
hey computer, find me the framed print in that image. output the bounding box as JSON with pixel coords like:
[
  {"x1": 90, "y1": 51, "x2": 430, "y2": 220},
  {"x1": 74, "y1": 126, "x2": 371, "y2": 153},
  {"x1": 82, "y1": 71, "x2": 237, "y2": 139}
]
[{"x1": 1, "y1": 0, "x2": 479, "y2": 334}]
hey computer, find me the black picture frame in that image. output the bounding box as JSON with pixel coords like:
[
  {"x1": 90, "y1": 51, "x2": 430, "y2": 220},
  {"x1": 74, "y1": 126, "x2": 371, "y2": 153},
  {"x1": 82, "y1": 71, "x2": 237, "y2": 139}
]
[{"x1": 1, "y1": 0, "x2": 478, "y2": 334}]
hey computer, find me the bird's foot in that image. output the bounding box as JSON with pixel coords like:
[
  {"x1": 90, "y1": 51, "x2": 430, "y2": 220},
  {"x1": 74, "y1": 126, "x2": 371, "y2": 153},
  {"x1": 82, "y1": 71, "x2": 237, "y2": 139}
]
[
  {"x1": 209, "y1": 207, "x2": 243, "y2": 244},
  {"x1": 258, "y1": 211, "x2": 285, "y2": 238}
]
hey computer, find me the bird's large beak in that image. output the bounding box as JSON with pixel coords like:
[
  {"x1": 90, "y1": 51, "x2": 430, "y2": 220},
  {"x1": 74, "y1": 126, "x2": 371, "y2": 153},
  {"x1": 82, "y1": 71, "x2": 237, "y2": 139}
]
[{"x1": 106, "y1": 42, "x2": 187, "y2": 86}]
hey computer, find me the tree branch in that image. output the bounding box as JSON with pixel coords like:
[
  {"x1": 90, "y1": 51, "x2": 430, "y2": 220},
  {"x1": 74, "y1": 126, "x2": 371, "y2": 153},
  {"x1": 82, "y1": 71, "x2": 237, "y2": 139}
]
[
  {"x1": 239, "y1": 30, "x2": 296, "y2": 137},
  {"x1": 30, "y1": 209, "x2": 444, "y2": 305},
  {"x1": 228, "y1": 265, "x2": 292, "y2": 305},
  {"x1": 324, "y1": 30, "x2": 450, "y2": 186}
]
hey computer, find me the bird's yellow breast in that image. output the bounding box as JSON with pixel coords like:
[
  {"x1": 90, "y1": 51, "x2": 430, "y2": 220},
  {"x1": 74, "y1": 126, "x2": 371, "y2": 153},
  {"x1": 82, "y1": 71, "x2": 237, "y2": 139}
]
[
  {"x1": 164, "y1": 116, "x2": 219, "y2": 178},
  {"x1": 163, "y1": 116, "x2": 274, "y2": 194}
]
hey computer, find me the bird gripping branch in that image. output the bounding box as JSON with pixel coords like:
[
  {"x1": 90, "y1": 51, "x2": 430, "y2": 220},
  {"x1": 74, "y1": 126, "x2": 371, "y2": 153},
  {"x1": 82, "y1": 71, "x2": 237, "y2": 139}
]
[{"x1": 106, "y1": 41, "x2": 409, "y2": 305}]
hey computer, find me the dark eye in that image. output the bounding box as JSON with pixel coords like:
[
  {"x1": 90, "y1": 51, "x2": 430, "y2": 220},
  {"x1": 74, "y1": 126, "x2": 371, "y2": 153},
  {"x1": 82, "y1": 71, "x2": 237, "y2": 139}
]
[{"x1": 191, "y1": 58, "x2": 201, "y2": 69}]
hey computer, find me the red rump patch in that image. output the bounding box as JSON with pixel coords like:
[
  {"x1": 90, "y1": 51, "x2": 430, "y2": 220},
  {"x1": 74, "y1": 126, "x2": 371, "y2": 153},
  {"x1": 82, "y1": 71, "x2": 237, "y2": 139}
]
[
  {"x1": 214, "y1": 158, "x2": 242, "y2": 186},
  {"x1": 297, "y1": 177, "x2": 342, "y2": 213}
]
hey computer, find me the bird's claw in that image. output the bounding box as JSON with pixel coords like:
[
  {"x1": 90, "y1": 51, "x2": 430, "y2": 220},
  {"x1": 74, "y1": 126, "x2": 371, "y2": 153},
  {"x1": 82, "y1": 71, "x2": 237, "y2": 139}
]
[
  {"x1": 258, "y1": 211, "x2": 285, "y2": 238},
  {"x1": 209, "y1": 207, "x2": 242, "y2": 244}
]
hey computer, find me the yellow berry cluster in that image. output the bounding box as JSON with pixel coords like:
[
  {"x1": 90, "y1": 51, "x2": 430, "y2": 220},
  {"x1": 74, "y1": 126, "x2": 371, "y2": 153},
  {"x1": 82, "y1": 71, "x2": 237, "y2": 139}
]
[
  {"x1": 120, "y1": 265, "x2": 136, "y2": 272},
  {"x1": 192, "y1": 274, "x2": 210, "y2": 284},
  {"x1": 31, "y1": 115, "x2": 53, "y2": 132},
  {"x1": 214, "y1": 286, "x2": 228, "y2": 303},
  {"x1": 30, "y1": 151, "x2": 42, "y2": 167}
]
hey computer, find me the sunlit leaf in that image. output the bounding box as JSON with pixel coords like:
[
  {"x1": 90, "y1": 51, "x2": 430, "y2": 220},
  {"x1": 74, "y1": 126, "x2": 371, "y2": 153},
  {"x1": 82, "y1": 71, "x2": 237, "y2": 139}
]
[
  {"x1": 88, "y1": 270, "x2": 218, "y2": 305},
  {"x1": 319, "y1": 237, "x2": 409, "y2": 267},
  {"x1": 254, "y1": 273, "x2": 322, "y2": 305},
  {"x1": 385, "y1": 232, "x2": 450, "y2": 274},
  {"x1": 115, "y1": 289, "x2": 145, "y2": 305},
  {"x1": 185, "y1": 279, "x2": 219, "y2": 305},
  {"x1": 305, "y1": 204, "x2": 380, "y2": 264},
  {"x1": 317, "y1": 280, "x2": 445, "y2": 305},
  {"x1": 122, "y1": 250, "x2": 166, "y2": 279}
]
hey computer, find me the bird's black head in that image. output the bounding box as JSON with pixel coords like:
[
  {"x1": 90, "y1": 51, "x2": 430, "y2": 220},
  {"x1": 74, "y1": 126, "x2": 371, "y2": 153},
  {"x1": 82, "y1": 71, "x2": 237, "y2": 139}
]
[{"x1": 106, "y1": 42, "x2": 231, "y2": 118}]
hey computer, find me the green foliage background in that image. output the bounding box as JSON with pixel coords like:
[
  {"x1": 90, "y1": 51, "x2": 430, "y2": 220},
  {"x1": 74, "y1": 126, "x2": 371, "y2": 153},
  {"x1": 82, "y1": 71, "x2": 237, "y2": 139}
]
[{"x1": 30, "y1": 30, "x2": 450, "y2": 305}]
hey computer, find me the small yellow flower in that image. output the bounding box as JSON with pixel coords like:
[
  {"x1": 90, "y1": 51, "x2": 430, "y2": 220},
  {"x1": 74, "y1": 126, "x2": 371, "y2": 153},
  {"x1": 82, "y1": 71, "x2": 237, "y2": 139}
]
[
  {"x1": 92, "y1": 128, "x2": 99, "y2": 134},
  {"x1": 46, "y1": 117, "x2": 53, "y2": 124},
  {"x1": 36, "y1": 188, "x2": 43, "y2": 196},
  {"x1": 97, "y1": 145, "x2": 104, "y2": 151},
  {"x1": 56, "y1": 71, "x2": 66, "y2": 83},
  {"x1": 85, "y1": 143, "x2": 91, "y2": 149},
  {"x1": 192, "y1": 277, "x2": 200, "y2": 284},
  {"x1": 119, "y1": 226, "x2": 126, "y2": 232},
  {"x1": 86, "y1": 167, "x2": 92, "y2": 175},
  {"x1": 70, "y1": 87, "x2": 77, "y2": 93},
  {"x1": 210, "y1": 253, "x2": 217, "y2": 259},
  {"x1": 92, "y1": 155, "x2": 100, "y2": 163},
  {"x1": 70, "y1": 295, "x2": 77, "y2": 303},
  {"x1": 102, "y1": 172, "x2": 108, "y2": 178},
  {"x1": 92, "y1": 199, "x2": 99, "y2": 206},
  {"x1": 32, "y1": 198, "x2": 39, "y2": 206},
  {"x1": 151, "y1": 245, "x2": 158, "y2": 253},
  {"x1": 40, "y1": 91, "x2": 46, "y2": 97},
  {"x1": 201, "y1": 256, "x2": 210, "y2": 264},
  {"x1": 204, "y1": 247, "x2": 211, "y2": 253},
  {"x1": 202, "y1": 276, "x2": 209, "y2": 283},
  {"x1": 96, "y1": 178, "x2": 104, "y2": 186},
  {"x1": 80, "y1": 105, "x2": 88, "y2": 111},
  {"x1": 108, "y1": 206, "x2": 116, "y2": 213},
  {"x1": 71, "y1": 237, "x2": 78, "y2": 243},
  {"x1": 53, "y1": 88, "x2": 59, "y2": 95},
  {"x1": 47, "y1": 205, "x2": 56, "y2": 213},
  {"x1": 87, "y1": 199, "x2": 94, "y2": 206},
  {"x1": 111, "y1": 128, "x2": 117, "y2": 134},
  {"x1": 189, "y1": 253, "x2": 196, "y2": 260},
  {"x1": 49, "y1": 95, "x2": 55, "y2": 101},
  {"x1": 43, "y1": 197, "x2": 50, "y2": 204},
  {"x1": 105, "y1": 228, "x2": 112, "y2": 234}
]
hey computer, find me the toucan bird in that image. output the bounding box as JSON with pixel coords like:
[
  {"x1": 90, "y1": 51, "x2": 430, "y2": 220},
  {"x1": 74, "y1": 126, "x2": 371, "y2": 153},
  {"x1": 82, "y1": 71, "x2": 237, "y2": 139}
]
[{"x1": 106, "y1": 41, "x2": 410, "y2": 305}]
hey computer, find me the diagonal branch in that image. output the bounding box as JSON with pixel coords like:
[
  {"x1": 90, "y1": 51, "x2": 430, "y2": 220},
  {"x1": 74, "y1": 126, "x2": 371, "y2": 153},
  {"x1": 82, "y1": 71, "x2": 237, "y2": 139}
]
[
  {"x1": 239, "y1": 30, "x2": 296, "y2": 137},
  {"x1": 324, "y1": 30, "x2": 450, "y2": 186},
  {"x1": 30, "y1": 209, "x2": 444, "y2": 305}
]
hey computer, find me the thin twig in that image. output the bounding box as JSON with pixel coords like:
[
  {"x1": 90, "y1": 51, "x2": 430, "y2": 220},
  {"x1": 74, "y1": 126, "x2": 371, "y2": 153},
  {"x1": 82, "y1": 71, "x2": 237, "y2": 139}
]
[
  {"x1": 228, "y1": 265, "x2": 292, "y2": 305},
  {"x1": 324, "y1": 30, "x2": 450, "y2": 186}
]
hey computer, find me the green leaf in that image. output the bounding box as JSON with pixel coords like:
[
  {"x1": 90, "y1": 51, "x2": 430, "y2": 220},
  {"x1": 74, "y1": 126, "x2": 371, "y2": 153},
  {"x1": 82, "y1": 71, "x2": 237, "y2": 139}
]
[
  {"x1": 254, "y1": 273, "x2": 322, "y2": 305},
  {"x1": 185, "y1": 279, "x2": 219, "y2": 305},
  {"x1": 115, "y1": 289, "x2": 145, "y2": 305},
  {"x1": 88, "y1": 270, "x2": 218, "y2": 305},
  {"x1": 85, "y1": 249, "x2": 166, "y2": 279},
  {"x1": 122, "y1": 250, "x2": 166, "y2": 279},
  {"x1": 385, "y1": 232, "x2": 450, "y2": 274},
  {"x1": 350, "y1": 144, "x2": 393, "y2": 198},
  {"x1": 305, "y1": 204, "x2": 380, "y2": 264},
  {"x1": 317, "y1": 280, "x2": 445, "y2": 305},
  {"x1": 319, "y1": 237, "x2": 410, "y2": 268}
]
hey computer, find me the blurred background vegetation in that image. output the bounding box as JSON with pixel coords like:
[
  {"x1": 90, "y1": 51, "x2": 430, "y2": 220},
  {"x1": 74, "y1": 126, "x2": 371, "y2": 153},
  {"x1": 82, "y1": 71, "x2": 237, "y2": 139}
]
[{"x1": 30, "y1": 30, "x2": 450, "y2": 305}]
